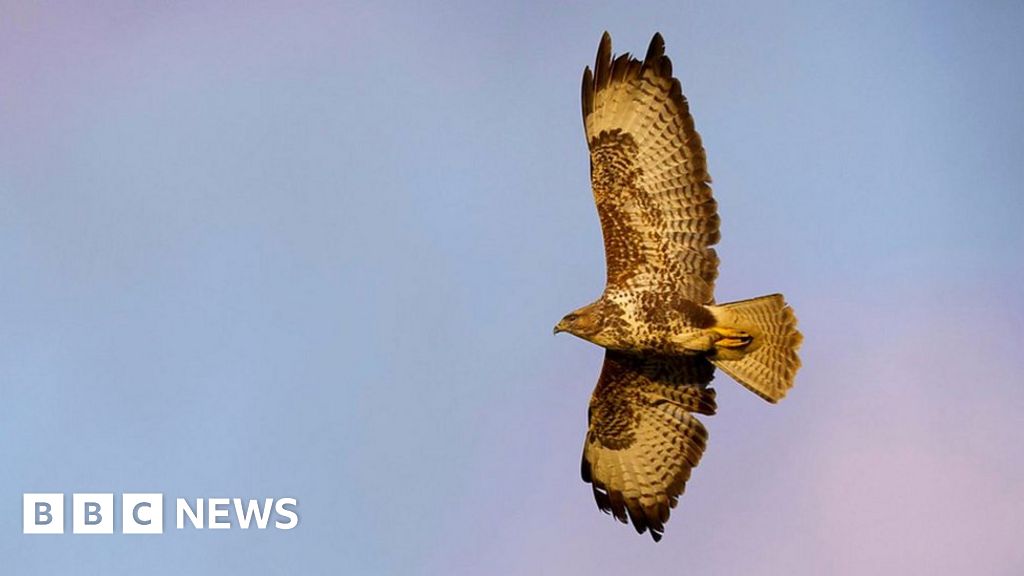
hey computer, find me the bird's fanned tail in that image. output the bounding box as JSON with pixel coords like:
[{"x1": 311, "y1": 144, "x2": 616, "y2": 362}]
[{"x1": 708, "y1": 294, "x2": 802, "y2": 402}]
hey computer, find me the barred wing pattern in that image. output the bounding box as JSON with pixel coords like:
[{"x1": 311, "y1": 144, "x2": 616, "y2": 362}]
[
  {"x1": 582, "y1": 350, "x2": 717, "y2": 541},
  {"x1": 583, "y1": 32, "x2": 720, "y2": 304}
]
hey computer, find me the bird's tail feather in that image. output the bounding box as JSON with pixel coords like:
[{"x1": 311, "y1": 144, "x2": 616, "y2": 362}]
[{"x1": 707, "y1": 294, "x2": 802, "y2": 402}]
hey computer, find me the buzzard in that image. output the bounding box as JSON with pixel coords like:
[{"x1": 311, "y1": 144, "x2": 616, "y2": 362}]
[{"x1": 554, "y1": 32, "x2": 803, "y2": 542}]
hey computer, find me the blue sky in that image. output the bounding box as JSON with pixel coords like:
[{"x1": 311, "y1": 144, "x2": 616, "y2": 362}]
[{"x1": 2, "y1": 1, "x2": 1022, "y2": 574}]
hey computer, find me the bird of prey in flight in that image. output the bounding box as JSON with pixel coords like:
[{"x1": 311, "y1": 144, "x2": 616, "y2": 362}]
[{"x1": 554, "y1": 32, "x2": 803, "y2": 542}]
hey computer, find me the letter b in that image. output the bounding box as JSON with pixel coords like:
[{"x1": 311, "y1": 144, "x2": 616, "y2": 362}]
[
  {"x1": 73, "y1": 493, "x2": 113, "y2": 534},
  {"x1": 37, "y1": 502, "x2": 52, "y2": 525},
  {"x1": 23, "y1": 494, "x2": 64, "y2": 534},
  {"x1": 84, "y1": 502, "x2": 103, "y2": 525}
]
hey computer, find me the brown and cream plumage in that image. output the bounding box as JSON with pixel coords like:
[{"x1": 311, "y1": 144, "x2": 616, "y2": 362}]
[{"x1": 554, "y1": 32, "x2": 803, "y2": 542}]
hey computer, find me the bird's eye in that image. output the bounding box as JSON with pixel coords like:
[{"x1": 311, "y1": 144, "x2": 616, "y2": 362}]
[{"x1": 566, "y1": 313, "x2": 578, "y2": 321}]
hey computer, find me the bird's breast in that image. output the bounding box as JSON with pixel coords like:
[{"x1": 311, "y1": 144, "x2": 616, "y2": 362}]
[{"x1": 602, "y1": 290, "x2": 714, "y2": 354}]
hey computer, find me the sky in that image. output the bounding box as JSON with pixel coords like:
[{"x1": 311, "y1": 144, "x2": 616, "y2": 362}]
[{"x1": 2, "y1": 1, "x2": 1023, "y2": 574}]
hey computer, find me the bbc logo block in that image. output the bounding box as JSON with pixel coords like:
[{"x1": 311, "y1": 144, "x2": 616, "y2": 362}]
[
  {"x1": 23, "y1": 493, "x2": 63, "y2": 534},
  {"x1": 23, "y1": 493, "x2": 163, "y2": 535},
  {"x1": 72, "y1": 493, "x2": 114, "y2": 534},
  {"x1": 22, "y1": 493, "x2": 297, "y2": 534},
  {"x1": 122, "y1": 493, "x2": 163, "y2": 534}
]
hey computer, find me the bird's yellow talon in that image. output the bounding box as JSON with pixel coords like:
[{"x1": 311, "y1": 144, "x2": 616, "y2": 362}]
[{"x1": 712, "y1": 327, "x2": 753, "y2": 349}]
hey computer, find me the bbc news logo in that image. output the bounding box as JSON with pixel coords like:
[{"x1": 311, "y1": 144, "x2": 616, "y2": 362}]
[{"x1": 23, "y1": 493, "x2": 299, "y2": 534}]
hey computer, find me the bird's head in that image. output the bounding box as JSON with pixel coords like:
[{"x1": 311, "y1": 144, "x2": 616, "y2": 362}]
[{"x1": 554, "y1": 300, "x2": 615, "y2": 346}]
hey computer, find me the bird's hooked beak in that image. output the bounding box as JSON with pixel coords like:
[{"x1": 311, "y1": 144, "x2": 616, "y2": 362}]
[{"x1": 553, "y1": 320, "x2": 567, "y2": 335}]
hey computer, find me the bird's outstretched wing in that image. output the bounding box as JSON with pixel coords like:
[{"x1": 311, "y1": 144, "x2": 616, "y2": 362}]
[
  {"x1": 583, "y1": 32, "x2": 720, "y2": 303},
  {"x1": 581, "y1": 350, "x2": 717, "y2": 541}
]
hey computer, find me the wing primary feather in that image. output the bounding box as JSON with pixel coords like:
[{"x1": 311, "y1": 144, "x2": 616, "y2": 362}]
[
  {"x1": 582, "y1": 66, "x2": 594, "y2": 120},
  {"x1": 612, "y1": 53, "x2": 631, "y2": 83},
  {"x1": 625, "y1": 498, "x2": 647, "y2": 535},
  {"x1": 595, "y1": 31, "x2": 612, "y2": 92},
  {"x1": 607, "y1": 488, "x2": 629, "y2": 524},
  {"x1": 669, "y1": 77, "x2": 683, "y2": 102},
  {"x1": 644, "y1": 32, "x2": 665, "y2": 66},
  {"x1": 659, "y1": 54, "x2": 673, "y2": 78},
  {"x1": 592, "y1": 485, "x2": 612, "y2": 514}
]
